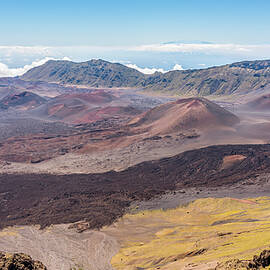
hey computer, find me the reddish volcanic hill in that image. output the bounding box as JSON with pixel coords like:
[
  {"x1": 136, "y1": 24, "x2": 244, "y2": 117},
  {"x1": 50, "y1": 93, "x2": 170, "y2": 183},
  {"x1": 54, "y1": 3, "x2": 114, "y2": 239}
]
[
  {"x1": 34, "y1": 91, "x2": 141, "y2": 124},
  {"x1": 0, "y1": 97, "x2": 240, "y2": 163},
  {"x1": 244, "y1": 94, "x2": 270, "y2": 111},
  {"x1": 71, "y1": 106, "x2": 142, "y2": 124},
  {"x1": 130, "y1": 97, "x2": 240, "y2": 135},
  {"x1": 57, "y1": 91, "x2": 116, "y2": 105},
  {"x1": 0, "y1": 91, "x2": 46, "y2": 110}
]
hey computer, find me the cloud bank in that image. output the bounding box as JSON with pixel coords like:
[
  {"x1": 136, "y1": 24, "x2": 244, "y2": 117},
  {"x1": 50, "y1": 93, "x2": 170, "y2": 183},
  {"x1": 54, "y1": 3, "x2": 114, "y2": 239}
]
[
  {"x1": 125, "y1": 63, "x2": 184, "y2": 74},
  {"x1": 0, "y1": 57, "x2": 70, "y2": 77},
  {"x1": 1, "y1": 43, "x2": 270, "y2": 60},
  {"x1": 130, "y1": 43, "x2": 270, "y2": 55},
  {"x1": 0, "y1": 58, "x2": 184, "y2": 78},
  {"x1": 0, "y1": 42, "x2": 269, "y2": 77}
]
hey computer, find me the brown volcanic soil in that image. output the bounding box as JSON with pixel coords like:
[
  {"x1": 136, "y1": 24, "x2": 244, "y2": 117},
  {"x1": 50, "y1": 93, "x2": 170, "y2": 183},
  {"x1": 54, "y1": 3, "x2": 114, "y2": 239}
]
[
  {"x1": 70, "y1": 105, "x2": 142, "y2": 124},
  {"x1": 221, "y1": 154, "x2": 246, "y2": 170},
  {"x1": 129, "y1": 97, "x2": 239, "y2": 135},
  {"x1": 244, "y1": 93, "x2": 270, "y2": 111},
  {"x1": 0, "y1": 144, "x2": 270, "y2": 232},
  {"x1": 0, "y1": 91, "x2": 46, "y2": 110},
  {"x1": 0, "y1": 118, "x2": 133, "y2": 163},
  {"x1": 33, "y1": 90, "x2": 142, "y2": 124},
  {"x1": 0, "y1": 97, "x2": 239, "y2": 163}
]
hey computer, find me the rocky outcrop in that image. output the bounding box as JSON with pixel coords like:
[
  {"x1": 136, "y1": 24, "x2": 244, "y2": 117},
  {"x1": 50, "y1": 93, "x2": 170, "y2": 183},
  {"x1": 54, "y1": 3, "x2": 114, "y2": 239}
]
[
  {"x1": 248, "y1": 249, "x2": 270, "y2": 269},
  {"x1": 215, "y1": 259, "x2": 249, "y2": 269},
  {"x1": 0, "y1": 252, "x2": 47, "y2": 270},
  {"x1": 215, "y1": 249, "x2": 270, "y2": 269}
]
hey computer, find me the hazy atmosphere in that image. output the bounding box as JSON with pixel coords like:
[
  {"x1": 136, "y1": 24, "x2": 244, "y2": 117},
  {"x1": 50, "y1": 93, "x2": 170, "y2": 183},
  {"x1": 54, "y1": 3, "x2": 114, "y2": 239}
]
[
  {"x1": 1, "y1": 1, "x2": 270, "y2": 270},
  {"x1": 1, "y1": 0, "x2": 270, "y2": 77}
]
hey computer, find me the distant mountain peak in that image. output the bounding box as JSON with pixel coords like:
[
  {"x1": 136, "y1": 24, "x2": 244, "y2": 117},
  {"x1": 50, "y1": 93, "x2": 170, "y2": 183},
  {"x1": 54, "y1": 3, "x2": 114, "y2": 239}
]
[
  {"x1": 20, "y1": 59, "x2": 270, "y2": 96},
  {"x1": 21, "y1": 58, "x2": 144, "y2": 87},
  {"x1": 229, "y1": 59, "x2": 270, "y2": 70}
]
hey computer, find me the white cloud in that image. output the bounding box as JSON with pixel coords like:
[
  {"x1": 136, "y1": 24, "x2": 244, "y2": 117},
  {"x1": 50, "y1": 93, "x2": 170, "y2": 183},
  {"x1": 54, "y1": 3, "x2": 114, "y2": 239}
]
[
  {"x1": 0, "y1": 53, "x2": 182, "y2": 77},
  {"x1": 172, "y1": 64, "x2": 184, "y2": 71},
  {"x1": 129, "y1": 43, "x2": 270, "y2": 55},
  {"x1": 0, "y1": 42, "x2": 269, "y2": 77},
  {"x1": 125, "y1": 63, "x2": 184, "y2": 74},
  {"x1": 0, "y1": 56, "x2": 71, "y2": 77},
  {"x1": 125, "y1": 64, "x2": 167, "y2": 74},
  {"x1": 0, "y1": 46, "x2": 51, "y2": 55},
  {"x1": 1, "y1": 43, "x2": 270, "y2": 58},
  {"x1": 0, "y1": 43, "x2": 269, "y2": 70}
]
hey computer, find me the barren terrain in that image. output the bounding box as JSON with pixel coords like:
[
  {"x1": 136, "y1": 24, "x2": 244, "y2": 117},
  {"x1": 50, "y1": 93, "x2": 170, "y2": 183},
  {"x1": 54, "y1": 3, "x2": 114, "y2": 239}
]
[
  {"x1": 0, "y1": 96, "x2": 263, "y2": 173},
  {"x1": 1, "y1": 144, "x2": 270, "y2": 232},
  {"x1": 1, "y1": 182, "x2": 270, "y2": 270},
  {"x1": 1, "y1": 64, "x2": 270, "y2": 269}
]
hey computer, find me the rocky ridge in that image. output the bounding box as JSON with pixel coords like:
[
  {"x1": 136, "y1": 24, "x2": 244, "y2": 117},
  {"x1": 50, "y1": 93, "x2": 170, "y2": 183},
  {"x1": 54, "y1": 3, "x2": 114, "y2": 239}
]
[{"x1": 0, "y1": 252, "x2": 47, "y2": 270}]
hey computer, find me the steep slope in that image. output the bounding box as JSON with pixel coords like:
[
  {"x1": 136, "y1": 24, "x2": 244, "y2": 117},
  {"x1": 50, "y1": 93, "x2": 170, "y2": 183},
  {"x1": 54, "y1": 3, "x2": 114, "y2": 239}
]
[
  {"x1": 21, "y1": 59, "x2": 270, "y2": 96},
  {"x1": 142, "y1": 59, "x2": 270, "y2": 95},
  {"x1": 130, "y1": 97, "x2": 239, "y2": 135},
  {"x1": 110, "y1": 197, "x2": 270, "y2": 270},
  {"x1": 0, "y1": 91, "x2": 46, "y2": 110},
  {"x1": 21, "y1": 59, "x2": 145, "y2": 87}
]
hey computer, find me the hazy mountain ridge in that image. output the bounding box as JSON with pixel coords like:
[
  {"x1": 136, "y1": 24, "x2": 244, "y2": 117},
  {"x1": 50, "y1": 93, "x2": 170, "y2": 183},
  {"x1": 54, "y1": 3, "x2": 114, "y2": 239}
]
[
  {"x1": 142, "y1": 60, "x2": 270, "y2": 95},
  {"x1": 21, "y1": 59, "x2": 270, "y2": 96},
  {"x1": 21, "y1": 59, "x2": 145, "y2": 88}
]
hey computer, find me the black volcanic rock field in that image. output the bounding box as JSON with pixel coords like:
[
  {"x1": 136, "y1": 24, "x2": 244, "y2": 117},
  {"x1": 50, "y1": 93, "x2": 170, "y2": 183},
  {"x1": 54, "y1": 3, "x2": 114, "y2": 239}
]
[{"x1": 1, "y1": 144, "x2": 270, "y2": 232}]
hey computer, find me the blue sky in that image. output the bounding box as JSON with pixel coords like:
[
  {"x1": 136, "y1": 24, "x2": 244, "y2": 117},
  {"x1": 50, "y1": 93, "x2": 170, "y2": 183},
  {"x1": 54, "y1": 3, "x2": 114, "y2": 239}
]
[
  {"x1": 1, "y1": 0, "x2": 270, "y2": 45},
  {"x1": 0, "y1": 0, "x2": 270, "y2": 76}
]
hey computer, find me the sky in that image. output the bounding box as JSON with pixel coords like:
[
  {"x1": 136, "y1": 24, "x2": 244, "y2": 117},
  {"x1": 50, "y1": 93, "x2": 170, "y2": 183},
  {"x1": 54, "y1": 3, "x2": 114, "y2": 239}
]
[{"x1": 0, "y1": 0, "x2": 270, "y2": 76}]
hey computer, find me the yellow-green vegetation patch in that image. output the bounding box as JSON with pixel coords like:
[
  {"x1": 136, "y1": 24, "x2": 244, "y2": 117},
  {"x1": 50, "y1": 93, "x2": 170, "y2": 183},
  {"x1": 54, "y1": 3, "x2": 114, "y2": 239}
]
[
  {"x1": 0, "y1": 231, "x2": 18, "y2": 237},
  {"x1": 110, "y1": 197, "x2": 270, "y2": 270}
]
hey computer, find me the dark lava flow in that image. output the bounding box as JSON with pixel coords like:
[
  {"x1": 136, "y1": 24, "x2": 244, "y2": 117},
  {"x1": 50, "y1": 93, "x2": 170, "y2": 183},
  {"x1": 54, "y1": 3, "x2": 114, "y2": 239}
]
[{"x1": 0, "y1": 144, "x2": 270, "y2": 231}]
